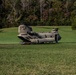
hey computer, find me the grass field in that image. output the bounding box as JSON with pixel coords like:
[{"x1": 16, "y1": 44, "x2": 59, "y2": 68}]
[{"x1": 0, "y1": 26, "x2": 76, "y2": 75}]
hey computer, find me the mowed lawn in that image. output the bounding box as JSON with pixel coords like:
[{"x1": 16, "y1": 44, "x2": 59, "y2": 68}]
[{"x1": 0, "y1": 26, "x2": 76, "y2": 75}]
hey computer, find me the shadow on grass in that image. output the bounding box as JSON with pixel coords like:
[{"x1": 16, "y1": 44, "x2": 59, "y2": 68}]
[
  {"x1": 0, "y1": 42, "x2": 75, "y2": 47},
  {"x1": 0, "y1": 42, "x2": 76, "y2": 45}
]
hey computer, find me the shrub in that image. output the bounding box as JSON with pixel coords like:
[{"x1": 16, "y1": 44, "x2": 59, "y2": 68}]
[{"x1": 72, "y1": 16, "x2": 76, "y2": 30}]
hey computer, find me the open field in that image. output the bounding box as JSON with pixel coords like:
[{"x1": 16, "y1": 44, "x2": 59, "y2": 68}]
[{"x1": 0, "y1": 26, "x2": 76, "y2": 75}]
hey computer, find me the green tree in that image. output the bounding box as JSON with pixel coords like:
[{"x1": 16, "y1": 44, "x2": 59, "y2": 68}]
[
  {"x1": 1, "y1": 0, "x2": 76, "y2": 27},
  {"x1": 72, "y1": 16, "x2": 76, "y2": 30}
]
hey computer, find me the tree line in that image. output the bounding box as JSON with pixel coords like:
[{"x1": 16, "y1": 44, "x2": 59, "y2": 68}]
[{"x1": 0, "y1": 0, "x2": 76, "y2": 29}]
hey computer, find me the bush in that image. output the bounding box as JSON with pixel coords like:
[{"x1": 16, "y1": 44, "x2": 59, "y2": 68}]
[{"x1": 72, "y1": 16, "x2": 76, "y2": 30}]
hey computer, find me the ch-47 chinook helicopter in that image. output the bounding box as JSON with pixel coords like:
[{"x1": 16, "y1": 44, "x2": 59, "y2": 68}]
[{"x1": 18, "y1": 24, "x2": 61, "y2": 45}]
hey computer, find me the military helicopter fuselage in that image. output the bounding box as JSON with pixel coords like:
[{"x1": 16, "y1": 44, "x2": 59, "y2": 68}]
[{"x1": 18, "y1": 24, "x2": 61, "y2": 44}]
